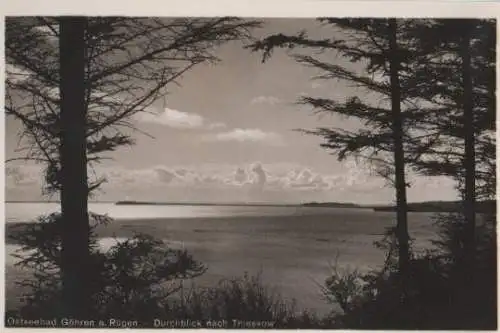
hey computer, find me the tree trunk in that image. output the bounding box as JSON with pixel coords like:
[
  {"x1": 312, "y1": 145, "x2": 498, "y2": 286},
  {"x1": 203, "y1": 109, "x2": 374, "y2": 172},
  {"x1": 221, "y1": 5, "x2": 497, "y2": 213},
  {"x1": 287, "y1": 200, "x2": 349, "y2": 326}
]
[
  {"x1": 388, "y1": 18, "x2": 410, "y2": 297},
  {"x1": 59, "y1": 17, "x2": 90, "y2": 318},
  {"x1": 460, "y1": 20, "x2": 476, "y2": 281}
]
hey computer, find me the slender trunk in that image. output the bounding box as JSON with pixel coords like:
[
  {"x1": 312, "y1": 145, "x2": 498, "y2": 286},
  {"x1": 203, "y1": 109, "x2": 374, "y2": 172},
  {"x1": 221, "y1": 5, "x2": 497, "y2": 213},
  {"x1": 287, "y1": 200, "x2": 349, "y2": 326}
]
[
  {"x1": 388, "y1": 18, "x2": 410, "y2": 296},
  {"x1": 59, "y1": 17, "x2": 90, "y2": 318},
  {"x1": 460, "y1": 21, "x2": 476, "y2": 279}
]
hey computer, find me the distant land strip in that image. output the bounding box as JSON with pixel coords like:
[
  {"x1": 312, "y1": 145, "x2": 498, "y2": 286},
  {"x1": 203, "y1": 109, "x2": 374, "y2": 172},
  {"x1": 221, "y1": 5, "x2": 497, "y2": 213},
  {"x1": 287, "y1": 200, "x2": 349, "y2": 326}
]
[
  {"x1": 5, "y1": 199, "x2": 495, "y2": 213},
  {"x1": 368, "y1": 200, "x2": 495, "y2": 213},
  {"x1": 115, "y1": 199, "x2": 495, "y2": 213}
]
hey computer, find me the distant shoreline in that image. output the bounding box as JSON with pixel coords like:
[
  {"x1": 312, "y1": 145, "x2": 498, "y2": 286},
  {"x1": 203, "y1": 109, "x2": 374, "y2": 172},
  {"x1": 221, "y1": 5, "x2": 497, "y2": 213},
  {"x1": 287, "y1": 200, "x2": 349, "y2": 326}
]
[
  {"x1": 114, "y1": 200, "x2": 369, "y2": 208},
  {"x1": 5, "y1": 199, "x2": 495, "y2": 213},
  {"x1": 114, "y1": 200, "x2": 495, "y2": 213}
]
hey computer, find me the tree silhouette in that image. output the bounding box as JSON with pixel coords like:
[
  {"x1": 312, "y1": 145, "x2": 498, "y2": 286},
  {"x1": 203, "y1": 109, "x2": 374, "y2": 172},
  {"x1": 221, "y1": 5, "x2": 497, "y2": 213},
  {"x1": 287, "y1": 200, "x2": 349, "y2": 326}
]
[
  {"x1": 399, "y1": 19, "x2": 496, "y2": 307},
  {"x1": 248, "y1": 18, "x2": 425, "y2": 296},
  {"x1": 387, "y1": 19, "x2": 410, "y2": 295},
  {"x1": 248, "y1": 17, "x2": 496, "y2": 299},
  {"x1": 5, "y1": 16, "x2": 261, "y2": 318},
  {"x1": 58, "y1": 17, "x2": 90, "y2": 317}
]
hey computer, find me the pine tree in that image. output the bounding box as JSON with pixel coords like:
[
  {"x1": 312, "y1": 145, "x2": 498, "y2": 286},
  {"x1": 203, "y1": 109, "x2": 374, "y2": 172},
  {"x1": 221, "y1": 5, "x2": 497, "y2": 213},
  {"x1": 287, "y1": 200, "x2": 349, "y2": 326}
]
[
  {"x1": 402, "y1": 19, "x2": 496, "y2": 269},
  {"x1": 248, "y1": 18, "x2": 424, "y2": 296},
  {"x1": 6, "y1": 16, "x2": 260, "y2": 318}
]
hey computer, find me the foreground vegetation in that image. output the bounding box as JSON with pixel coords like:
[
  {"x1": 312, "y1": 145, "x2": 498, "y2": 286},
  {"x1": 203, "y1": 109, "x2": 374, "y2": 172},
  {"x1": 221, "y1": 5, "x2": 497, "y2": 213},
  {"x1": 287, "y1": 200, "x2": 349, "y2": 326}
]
[{"x1": 5, "y1": 207, "x2": 496, "y2": 329}]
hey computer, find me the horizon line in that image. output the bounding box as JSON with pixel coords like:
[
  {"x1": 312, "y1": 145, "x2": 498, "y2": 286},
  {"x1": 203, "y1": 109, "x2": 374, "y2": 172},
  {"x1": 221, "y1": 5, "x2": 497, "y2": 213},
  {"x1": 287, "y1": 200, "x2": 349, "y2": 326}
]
[{"x1": 4, "y1": 199, "x2": 475, "y2": 206}]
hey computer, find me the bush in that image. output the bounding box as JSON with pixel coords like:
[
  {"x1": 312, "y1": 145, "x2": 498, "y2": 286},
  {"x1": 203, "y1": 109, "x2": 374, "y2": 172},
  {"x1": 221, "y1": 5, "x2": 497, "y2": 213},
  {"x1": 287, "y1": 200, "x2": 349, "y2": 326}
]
[
  {"x1": 322, "y1": 211, "x2": 497, "y2": 330},
  {"x1": 431, "y1": 210, "x2": 497, "y2": 329},
  {"x1": 8, "y1": 212, "x2": 206, "y2": 324},
  {"x1": 165, "y1": 272, "x2": 329, "y2": 328}
]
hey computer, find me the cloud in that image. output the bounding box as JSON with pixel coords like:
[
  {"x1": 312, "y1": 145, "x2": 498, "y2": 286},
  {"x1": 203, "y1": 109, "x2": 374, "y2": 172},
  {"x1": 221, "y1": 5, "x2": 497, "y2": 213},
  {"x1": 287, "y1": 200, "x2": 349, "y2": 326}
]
[
  {"x1": 136, "y1": 108, "x2": 205, "y2": 129},
  {"x1": 282, "y1": 167, "x2": 334, "y2": 191},
  {"x1": 135, "y1": 107, "x2": 226, "y2": 130},
  {"x1": 5, "y1": 162, "x2": 459, "y2": 204},
  {"x1": 94, "y1": 162, "x2": 385, "y2": 198},
  {"x1": 207, "y1": 128, "x2": 285, "y2": 146},
  {"x1": 251, "y1": 163, "x2": 267, "y2": 189},
  {"x1": 155, "y1": 168, "x2": 178, "y2": 183},
  {"x1": 234, "y1": 167, "x2": 248, "y2": 184},
  {"x1": 250, "y1": 96, "x2": 282, "y2": 105},
  {"x1": 2, "y1": 162, "x2": 373, "y2": 195},
  {"x1": 5, "y1": 165, "x2": 42, "y2": 189},
  {"x1": 296, "y1": 168, "x2": 314, "y2": 184}
]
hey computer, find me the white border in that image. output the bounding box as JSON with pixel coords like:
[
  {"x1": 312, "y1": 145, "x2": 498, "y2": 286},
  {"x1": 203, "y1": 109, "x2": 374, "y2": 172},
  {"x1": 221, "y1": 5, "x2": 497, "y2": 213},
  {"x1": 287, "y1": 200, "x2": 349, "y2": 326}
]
[
  {"x1": 1, "y1": 0, "x2": 499, "y2": 18},
  {"x1": 1, "y1": 1, "x2": 499, "y2": 333}
]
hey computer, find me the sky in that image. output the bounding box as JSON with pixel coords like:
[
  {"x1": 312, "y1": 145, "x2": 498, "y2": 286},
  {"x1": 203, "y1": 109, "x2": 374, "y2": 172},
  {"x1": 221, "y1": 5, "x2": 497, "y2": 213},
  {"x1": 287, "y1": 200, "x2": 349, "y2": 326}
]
[{"x1": 5, "y1": 18, "x2": 459, "y2": 204}]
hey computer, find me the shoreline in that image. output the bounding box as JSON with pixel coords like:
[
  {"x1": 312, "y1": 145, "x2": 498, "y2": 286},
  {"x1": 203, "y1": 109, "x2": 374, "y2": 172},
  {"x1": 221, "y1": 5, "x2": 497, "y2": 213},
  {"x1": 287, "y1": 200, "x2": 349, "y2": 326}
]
[{"x1": 7, "y1": 199, "x2": 494, "y2": 213}]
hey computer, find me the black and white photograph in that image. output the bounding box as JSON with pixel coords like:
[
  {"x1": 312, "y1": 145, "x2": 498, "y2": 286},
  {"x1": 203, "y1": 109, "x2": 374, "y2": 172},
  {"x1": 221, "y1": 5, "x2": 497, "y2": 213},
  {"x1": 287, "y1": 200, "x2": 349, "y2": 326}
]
[{"x1": 3, "y1": 3, "x2": 497, "y2": 330}]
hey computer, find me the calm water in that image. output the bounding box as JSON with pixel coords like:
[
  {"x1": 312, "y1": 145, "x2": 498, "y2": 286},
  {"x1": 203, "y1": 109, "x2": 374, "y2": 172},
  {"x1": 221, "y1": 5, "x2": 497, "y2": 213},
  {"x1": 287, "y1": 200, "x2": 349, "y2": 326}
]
[
  {"x1": 4, "y1": 202, "x2": 376, "y2": 223},
  {"x1": 4, "y1": 202, "x2": 438, "y2": 315}
]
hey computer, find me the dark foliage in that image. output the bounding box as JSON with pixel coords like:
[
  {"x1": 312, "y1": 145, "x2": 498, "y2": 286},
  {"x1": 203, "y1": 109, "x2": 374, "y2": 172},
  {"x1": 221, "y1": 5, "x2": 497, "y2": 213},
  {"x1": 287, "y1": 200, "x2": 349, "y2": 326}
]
[
  {"x1": 164, "y1": 273, "x2": 333, "y2": 329},
  {"x1": 322, "y1": 210, "x2": 497, "y2": 329},
  {"x1": 7, "y1": 213, "x2": 206, "y2": 323}
]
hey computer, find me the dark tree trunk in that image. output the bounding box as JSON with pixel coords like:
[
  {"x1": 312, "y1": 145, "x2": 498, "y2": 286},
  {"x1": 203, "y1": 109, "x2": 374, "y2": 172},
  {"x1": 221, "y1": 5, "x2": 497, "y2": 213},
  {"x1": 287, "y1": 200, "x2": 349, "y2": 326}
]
[
  {"x1": 59, "y1": 17, "x2": 90, "y2": 318},
  {"x1": 388, "y1": 18, "x2": 410, "y2": 296},
  {"x1": 460, "y1": 21, "x2": 476, "y2": 280}
]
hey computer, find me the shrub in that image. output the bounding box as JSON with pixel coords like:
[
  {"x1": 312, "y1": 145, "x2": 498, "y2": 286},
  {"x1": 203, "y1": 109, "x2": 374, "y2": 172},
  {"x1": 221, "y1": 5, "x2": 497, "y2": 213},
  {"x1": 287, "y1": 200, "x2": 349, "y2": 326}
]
[
  {"x1": 8, "y1": 212, "x2": 206, "y2": 324},
  {"x1": 322, "y1": 211, "x2": 497, "y2": 330},
  {"x1": 165, "y1": 272, "x2": 327, "y2": 328}
]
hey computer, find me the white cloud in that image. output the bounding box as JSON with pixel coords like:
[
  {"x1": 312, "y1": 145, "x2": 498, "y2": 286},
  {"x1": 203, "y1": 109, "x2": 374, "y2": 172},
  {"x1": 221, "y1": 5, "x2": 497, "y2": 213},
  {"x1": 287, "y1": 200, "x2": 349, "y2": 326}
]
[
  {"x1": 99, "y1": 162, "x2": 390, "y2": 198},
  {"x1": 250, "y1": 96, "x2": 282, "y2": 105},
  {"x1": 282, "y1": 167, "x2": 334, "y2": 191},
  {"x1": 1, "y1": 162, "x2": 380, "y2": 195},
  {"x1": 135, "y1": 108, "x2": 225, "y2": 130},
  {"x1": 99, "y1": 163, "x2": 337, "y2": 193},
  {"x1": 234, "y1": 167, "x2": 248, "y2": 184},
  {"x1": 137, "y1": 108, "x2": 204, "y2": 129},
  {"x1": 5, "y1": 162, "x2": 459, "y2": 204},
  {"x1": 251, "y1": 163, "x2": 267, "y2": 189},
  {"x1": 155, "y1": 168, "x2": 178, "y2": 183},
  {"x1": 208, "y1": 128, "x2": 285, "y2": 146}
]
